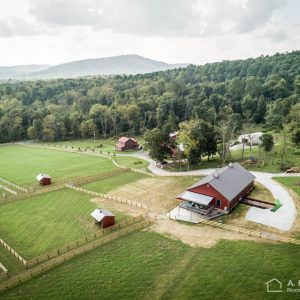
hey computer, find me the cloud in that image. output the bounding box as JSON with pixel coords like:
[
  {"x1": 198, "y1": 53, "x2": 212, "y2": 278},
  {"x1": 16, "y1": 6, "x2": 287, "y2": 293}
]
[
  {"x1": 26, "y1": 0, "x2": 290, "y2": 38},
  {"x1": 0, "y1": 17, "x2": 39, "y2": 37},
  {"x1": 236, "y1": 0, "x2": 286, "y2": 33}
]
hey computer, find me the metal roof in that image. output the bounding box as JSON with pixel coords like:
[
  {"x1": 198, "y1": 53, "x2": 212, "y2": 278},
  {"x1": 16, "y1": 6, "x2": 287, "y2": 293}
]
[
  {"x1": 177, "y1": 191, "x2": 213, "y2": 206},
  {"x1": 36, "y1": 174, "x2": 51, "y2": 181},
  {"x1": 188, "y1": 162, "x2": 255, "y2": 201},
  {"x1": 91, "y1": 208, "x2": 115, "y2": 222}
]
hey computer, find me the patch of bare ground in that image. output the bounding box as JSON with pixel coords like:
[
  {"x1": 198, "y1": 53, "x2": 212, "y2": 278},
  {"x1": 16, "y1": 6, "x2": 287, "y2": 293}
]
[
  {"x1": 107, "y1": 176, "x2": 200, "y2": 214},
  {"x1": 149, "y1": 218, "x2": 260, "y2": 248}
]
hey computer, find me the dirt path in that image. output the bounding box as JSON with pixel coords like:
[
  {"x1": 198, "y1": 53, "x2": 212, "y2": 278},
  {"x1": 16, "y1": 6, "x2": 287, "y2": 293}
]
[{"x1": 90, "y1": 196, "x2": 260, "y2": 248}]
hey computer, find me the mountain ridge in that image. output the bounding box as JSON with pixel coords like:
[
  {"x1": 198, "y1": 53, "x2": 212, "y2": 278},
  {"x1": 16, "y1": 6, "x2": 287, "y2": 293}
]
[{"x1": 0, "y1": 55, "x2": 188, "y2": 80}]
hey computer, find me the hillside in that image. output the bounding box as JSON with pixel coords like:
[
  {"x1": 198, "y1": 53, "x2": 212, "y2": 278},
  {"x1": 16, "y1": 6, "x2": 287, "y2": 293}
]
[
  {"x1": 0, "y1": 65, "x2": 50, "y2": 80},
  {"x1": 0, "y1": 55, "x2": 187, "y2": 79}
]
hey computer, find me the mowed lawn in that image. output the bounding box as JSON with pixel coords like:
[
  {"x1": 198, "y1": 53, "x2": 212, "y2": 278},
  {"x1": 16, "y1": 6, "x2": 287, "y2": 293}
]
[
  {"x1": 82, "y1": 172, "x2": 146, "y2": 194},
  {"x1": 0, "y1": 189, "x2": 126, "y2": 259},
  {"x1": 1, "y1": 231, "x2": 300, "y2": 300},
  {"x1": 0, "y1": 145, "x2": 117, "y2": 186},
  {"x1": 274, "y1": 177, "x2": 300, "y2": 196}
]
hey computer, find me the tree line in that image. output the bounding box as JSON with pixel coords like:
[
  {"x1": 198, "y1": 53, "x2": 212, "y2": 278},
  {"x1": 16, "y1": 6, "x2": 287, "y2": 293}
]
[{"x1": 0, "y1": 50, "x2": 299, "y2": 146}]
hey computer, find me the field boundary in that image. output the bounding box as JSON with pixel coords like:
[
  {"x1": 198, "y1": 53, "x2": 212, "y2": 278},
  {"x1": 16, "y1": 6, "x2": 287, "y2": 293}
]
[
  {"x1": 0, "y1": 240, "x2": 27, "y2": 266},
  {"x1": 66, "y1": 184, "x2": 148, "y2": 209},
  {"x1": 198, "y1": 219, "x2": 300, "y2": 245},
  {"x1": 0, "y1": 184, "x2": 17, "y2": 195},
  {"x1": 26, "y1": 215, "x2": 145, "y2": 268},
  {"x1": 0, "y1": 178, "x2": 27, "y2": 193},
  {"x1": 0, "y1": 262, "x2": 8, "y2": 278},
  {"x1": 0, "y1": 169, "x2": 130, "y2": 205},
  {"x1": 0, "y1": 220, "x2": 151, "y2": 293}
]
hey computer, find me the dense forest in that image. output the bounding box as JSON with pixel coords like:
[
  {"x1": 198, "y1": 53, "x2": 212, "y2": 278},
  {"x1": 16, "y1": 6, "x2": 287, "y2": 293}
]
[{"x1": 0, "y1": 51, "x2": 299, "y2": 145}]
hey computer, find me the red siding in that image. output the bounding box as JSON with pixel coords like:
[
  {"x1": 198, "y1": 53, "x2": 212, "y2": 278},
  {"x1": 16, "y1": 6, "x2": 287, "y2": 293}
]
[
  {"x1": 101, "y1": 216, "x2": 115, "y2": 229},
  {"x1": 190, "y1": 184, "x2": 230, "y2": 211},
  {"x1": 189, "y1": 180, "x2": 254, "y2": 212},
  {"x1": 40, "y1": 178, "x2": 51, "y2": 186}
]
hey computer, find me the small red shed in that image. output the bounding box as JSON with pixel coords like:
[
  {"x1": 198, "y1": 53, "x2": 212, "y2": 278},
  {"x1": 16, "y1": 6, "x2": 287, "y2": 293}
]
[
  {"x1": 36, "y1": 174, "x2": 52, "y2": 186},
  {"x1": 90, "y1": 208, "x2": 115, "y2": 229},
  {"x1": 115, "y1": 137, "x2": 138, "y2": 151}
]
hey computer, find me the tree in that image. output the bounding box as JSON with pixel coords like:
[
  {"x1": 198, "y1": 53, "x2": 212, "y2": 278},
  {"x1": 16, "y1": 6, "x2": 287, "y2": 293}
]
[
  {"x1": 260, "y1": 133, "x2": 274, "y2": 155},
  {"x1": 144, "y1": 128, "x2": 169, "y2": 163},
  {"x1": 79, "y1": 119, "x2": 97, "y2": 138},
  {"x1": 42, "y1": 128, "x2": 55, "y2": 142},
  {"x1": 27, "y1": 126, "x2": 38, "y2": 140},
  {"x1": 292, "y1": 130, "x2": 300, "y2": 146}
]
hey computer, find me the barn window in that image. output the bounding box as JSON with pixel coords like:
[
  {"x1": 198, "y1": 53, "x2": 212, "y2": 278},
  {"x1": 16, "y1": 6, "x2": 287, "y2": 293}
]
[{"x1": 216, "y1": 199, "x2": 221, "y2": 207}]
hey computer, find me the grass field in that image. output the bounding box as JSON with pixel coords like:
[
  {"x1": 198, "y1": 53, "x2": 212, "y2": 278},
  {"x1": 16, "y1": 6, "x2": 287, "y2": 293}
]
[
  {"x1": 274, "y1": 177, "x2": 300, "y2": 196},
  {"x1": 0, "y1": 145, "x2": 117, "y2": 186},
  {"x1": 0, "y1": 189, "x2": 126, "y2": 258},
  {"x1": 82, "y1": 172, "x2": 146, "y2": 194},
  {"x1": 0, "y1": 247, "x2": 25, "y2": 278},
  {"x1": 1, "y1": 231, "x2": 300, "y2": 299}
]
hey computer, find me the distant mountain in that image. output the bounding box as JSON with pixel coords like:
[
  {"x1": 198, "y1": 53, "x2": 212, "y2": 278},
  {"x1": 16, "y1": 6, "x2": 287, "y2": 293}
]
[
  {"x1": 0, "y1": 55, "x2": 188, "y2": 80},
  {"x1": 30, "y1": 55, "x2": 188, "y2": 79},
  {"x1": 0, "y1": 65, "x2": 50, "y2": 80}
]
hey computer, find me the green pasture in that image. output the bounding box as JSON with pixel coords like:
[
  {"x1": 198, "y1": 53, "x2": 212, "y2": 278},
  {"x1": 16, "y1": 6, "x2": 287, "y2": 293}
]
[
  {"x1": 0, "y1": 247, "x2": 25, "y2": 278},
  {"x1": 82, "y1": 171, "x2": 146, "y2": 194},
  {"x1": 0, "y1": 189, "x2": 126, "y2": 259},
  {"x1": 273, "y1": 177, "x2": 300, "y2": 196},
  {"x1": 0, "y1": 145, "x2": 117, "y2": 186},
  {"x1": 1, "y1": 231, "x2": 300, "y2": 300}
]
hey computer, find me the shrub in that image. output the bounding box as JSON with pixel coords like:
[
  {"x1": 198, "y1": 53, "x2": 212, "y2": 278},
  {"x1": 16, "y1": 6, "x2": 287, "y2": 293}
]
[{"x1": 294, "y1": 148, "x2": 300, "y2": 155}]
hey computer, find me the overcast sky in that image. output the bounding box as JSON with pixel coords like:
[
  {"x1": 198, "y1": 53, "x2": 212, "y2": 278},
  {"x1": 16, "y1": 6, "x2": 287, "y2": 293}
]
[{"x1": 1, "y1": 0, "x2": 299, "y2": 66}]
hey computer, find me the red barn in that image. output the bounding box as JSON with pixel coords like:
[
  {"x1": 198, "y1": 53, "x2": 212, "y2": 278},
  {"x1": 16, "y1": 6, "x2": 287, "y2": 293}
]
[
  {"x1": 36, "y1": 174, "x2": 52, "y2": 186},
  {"x1": 90, "y1": 208, "x2": 115, "y2": 229},
  {"x1": 115, "y1": 137, "x2": 138, "y2": 151},
  {"x1": 177, "y1": 162, "x2": 255, "y2": 219}
]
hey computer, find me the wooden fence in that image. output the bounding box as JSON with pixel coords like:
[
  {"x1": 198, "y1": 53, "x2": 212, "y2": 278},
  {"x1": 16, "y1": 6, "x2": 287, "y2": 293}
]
[
  {"x1": 199, "y1": 219, "x2": 300, "y2": 245},
  {"x1": 0, "y1": 178, "x2": 27, "y2": 193},
  {"x1": 0, "y1": 262, "x2": 8, "y2": 278},
  {"x1": 26, "y1": 216, "x2": 145, "y2": 268},
  {"x1": 0, "y1": 220, "x2": 151, "y2": 292},
  {"x1": 0, "y1": 169, "x2": 130, "y2": 205},
  {"x1": 0, "y1": 240, "x2": 27, "y2": 266},
  {"x1": 0, "y1": 184, "x2": 17, "y2": 195},
  {"x1": 66, "y1": 184, "x2": 147, "y2": 209}
]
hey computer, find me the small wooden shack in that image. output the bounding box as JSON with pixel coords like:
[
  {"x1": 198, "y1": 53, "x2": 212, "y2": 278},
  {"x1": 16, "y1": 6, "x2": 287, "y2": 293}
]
[
  {"x1": 90, "y1": 208, "x2": 115, "y2": 229},
  {"x1": 36, "y1": 174, "x2": 52, "y2": 186},
  {"x1": 115, "y1": 137, "x2": 138, "y2": 151}
]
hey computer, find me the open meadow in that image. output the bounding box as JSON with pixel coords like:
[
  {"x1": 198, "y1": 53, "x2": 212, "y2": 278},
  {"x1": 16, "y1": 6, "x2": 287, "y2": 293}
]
[
  {"x1": 0, "y1": 145, "x2": 117, "y2": 187},
  {"x1": 0, "y1": 188, "x2": 127, "y2": 258},
  {"x1": 1, "y1": 231, "x2": 300, "y2": 300}
]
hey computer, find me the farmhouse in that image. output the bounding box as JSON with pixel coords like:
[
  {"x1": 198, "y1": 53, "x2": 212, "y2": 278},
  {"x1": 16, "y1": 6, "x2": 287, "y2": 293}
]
[
  {"x1": 115, "y1": 137, "x2": 139, "y2": 151},
  {"x1": 36, "y1": 174, "x2": 52, "y2": 186},
  {"x1": 91, "y1": 208, "x2": 115, "y2": 229},
  {"x1": 176, "y1": 162, "x2": 255, "y2": 219}
]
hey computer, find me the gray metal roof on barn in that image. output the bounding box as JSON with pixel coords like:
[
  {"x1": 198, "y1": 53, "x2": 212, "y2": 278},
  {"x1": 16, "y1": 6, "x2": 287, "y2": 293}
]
[{"x1": 188, "y1": 162, "x2": 255, "y2": 201}]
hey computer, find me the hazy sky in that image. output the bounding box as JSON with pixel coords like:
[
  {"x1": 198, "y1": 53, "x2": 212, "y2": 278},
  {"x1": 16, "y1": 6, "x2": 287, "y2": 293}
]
[{"x1": 1, "y1": 0, "x2": 299, "y2": 66}]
